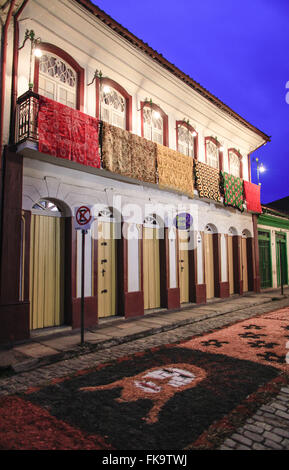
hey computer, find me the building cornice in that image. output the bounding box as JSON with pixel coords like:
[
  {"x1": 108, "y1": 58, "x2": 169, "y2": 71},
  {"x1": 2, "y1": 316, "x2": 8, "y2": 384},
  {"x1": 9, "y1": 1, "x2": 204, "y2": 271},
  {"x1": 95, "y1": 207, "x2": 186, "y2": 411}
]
[{"x1": 75, "y1": 0, "x2": 271, "y2": 144}]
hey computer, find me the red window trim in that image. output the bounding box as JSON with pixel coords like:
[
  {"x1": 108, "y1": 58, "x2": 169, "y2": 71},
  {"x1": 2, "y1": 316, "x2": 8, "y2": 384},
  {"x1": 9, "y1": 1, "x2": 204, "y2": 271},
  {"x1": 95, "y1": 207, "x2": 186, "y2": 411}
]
[
  {"x1": 140, "y1": 101, "x2": 169, "y2": 147},
  {"x1": 176, "y1": 120, "x2": 198, "y2": 159},
  {"x1": 204, "y1": 136, "x2": 223, "y2": 171},
  {"x1": 95, "y1": 77, "x2": 132, "y2": 132},
  {"x1": 228, "y1": 148, "x2": 243, "y2": 179},
  {"x1": 33, "y1": 42, "x2": 85, "y2": 112}
]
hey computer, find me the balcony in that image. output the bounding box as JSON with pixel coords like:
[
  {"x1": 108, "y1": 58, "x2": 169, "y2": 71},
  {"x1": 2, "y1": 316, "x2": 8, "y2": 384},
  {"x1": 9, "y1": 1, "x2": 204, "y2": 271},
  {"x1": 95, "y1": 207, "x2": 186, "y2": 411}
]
[{"x1": 15, "y1": 91, "x2": 260, "y2": 212}]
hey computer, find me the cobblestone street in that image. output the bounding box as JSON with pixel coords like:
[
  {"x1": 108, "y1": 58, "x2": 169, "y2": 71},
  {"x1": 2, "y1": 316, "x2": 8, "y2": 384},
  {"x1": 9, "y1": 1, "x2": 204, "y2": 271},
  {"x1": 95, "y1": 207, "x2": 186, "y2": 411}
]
[{"x1": 0, "y1": 293, "x2": 289, "y2": 450}]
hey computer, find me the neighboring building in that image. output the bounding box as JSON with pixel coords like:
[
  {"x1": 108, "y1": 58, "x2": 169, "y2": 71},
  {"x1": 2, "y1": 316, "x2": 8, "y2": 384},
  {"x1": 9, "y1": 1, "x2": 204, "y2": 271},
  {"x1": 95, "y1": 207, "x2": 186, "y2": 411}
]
[
  {"x1": 0, "y1": 0, "x2": 270, "y2": 344},
  {"x1": 264, "y1": 196, "x2": 289, "y2": 216},
  {"x1": 258, "y1": 205, "x2": 289, "y2": 290}
]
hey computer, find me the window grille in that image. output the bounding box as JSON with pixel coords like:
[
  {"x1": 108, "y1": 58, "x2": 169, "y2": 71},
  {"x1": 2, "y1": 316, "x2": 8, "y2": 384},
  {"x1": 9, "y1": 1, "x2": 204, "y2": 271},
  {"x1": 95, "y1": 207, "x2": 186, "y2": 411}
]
[
  {"x1": 100, "y1": 86, "x2": 126, "y2": 130},
  {"x1": 178, "y1": 125, "x2": 195, "y2": 157},
  {"x1": 143, "y1": 106, "x2": 163, "y2": 144},
  {"x1": 206, "y1": 140, "x2": 219, "y2": 169},
  {"x1": 229, "y1": 151, "x2": 241, "y2": 178},
  {"x1": 38, "y1": 53, "x2": 77, "y2": 108}
]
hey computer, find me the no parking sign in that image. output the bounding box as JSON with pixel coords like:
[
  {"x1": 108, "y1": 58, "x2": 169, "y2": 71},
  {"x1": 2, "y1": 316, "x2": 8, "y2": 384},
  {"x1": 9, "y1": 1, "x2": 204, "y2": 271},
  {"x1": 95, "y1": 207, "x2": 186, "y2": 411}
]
[
  {"x1": 74, "y1": 205, "x2": 94, "y2": 231},
  {"x1": 73, "y1": 205, "x2": 94, "y2": 346}
]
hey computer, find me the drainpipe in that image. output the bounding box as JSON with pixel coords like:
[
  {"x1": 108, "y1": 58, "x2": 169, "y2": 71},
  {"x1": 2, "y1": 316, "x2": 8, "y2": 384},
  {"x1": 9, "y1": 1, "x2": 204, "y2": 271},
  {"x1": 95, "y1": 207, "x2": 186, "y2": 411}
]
[
  {"x1": 9, "y1": 0, "x2": 30, "y2": 145},
  {"x1": 0, "y1": 0, "x2": 16, "y2": 155}
]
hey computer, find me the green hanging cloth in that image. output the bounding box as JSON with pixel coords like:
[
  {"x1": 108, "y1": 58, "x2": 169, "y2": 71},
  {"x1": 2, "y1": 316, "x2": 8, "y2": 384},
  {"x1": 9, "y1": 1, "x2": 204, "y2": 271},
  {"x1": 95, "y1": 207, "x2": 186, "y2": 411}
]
[{"x1": 220, "y1": 171, "x2": 244, "y2": 212}]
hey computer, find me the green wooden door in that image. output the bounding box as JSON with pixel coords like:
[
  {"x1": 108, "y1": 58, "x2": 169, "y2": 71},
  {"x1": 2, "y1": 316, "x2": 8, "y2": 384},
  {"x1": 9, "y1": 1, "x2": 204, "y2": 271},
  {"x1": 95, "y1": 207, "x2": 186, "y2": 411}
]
[
  {"x1": 258, "y1": 230, "x2": 272, "y2": 289},
  {"x1": 276, "y1": 233, "x2": 288, "y2": 286}
]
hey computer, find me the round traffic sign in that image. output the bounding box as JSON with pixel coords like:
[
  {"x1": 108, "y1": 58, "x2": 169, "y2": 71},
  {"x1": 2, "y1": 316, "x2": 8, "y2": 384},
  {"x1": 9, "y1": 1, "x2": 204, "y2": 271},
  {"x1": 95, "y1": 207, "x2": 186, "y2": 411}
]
[{"x1": 76, "y1": 206, "x2": 92, "y2": 226}]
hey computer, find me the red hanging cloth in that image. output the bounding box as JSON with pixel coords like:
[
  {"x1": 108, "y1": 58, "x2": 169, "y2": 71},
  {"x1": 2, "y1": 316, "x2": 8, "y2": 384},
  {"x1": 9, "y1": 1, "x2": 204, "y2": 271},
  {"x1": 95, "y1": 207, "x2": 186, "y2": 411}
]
[
  {"x1": 38, "y1": 96, "x2": 100, "y2": 168},
  {"x1": 243, "y1": 180, "x2": 262, "y2": 213}
]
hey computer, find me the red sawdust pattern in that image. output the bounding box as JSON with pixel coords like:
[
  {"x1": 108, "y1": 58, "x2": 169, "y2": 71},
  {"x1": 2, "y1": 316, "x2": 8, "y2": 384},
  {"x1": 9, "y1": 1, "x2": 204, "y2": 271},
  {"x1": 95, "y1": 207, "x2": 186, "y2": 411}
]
[
  {"x1": 181, "y1": 309, "x2": 289, "y2": 371},
  {"x1": 0, "y1": 396, "x2": 114, "y2": 450}
]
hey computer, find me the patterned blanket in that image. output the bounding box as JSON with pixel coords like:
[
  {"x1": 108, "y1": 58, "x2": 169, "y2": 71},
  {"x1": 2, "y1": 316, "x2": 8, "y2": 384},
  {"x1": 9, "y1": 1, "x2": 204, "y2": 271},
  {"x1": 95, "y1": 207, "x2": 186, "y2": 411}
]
[
  {"x1": 101, "y1": 122, "x2": 156, "y2": 184},
  {"x1": 156, "y1": 144, "x2": 194, "y2": 197},
  {"x1": 194, "y1": 160, "x2": 221, "y2": 202},
  {"x1": 38, "y1": 96, "x2": 100, "y2": 168},
  {"x1": 220, "y1": 171, "x2": 244, "y2": 212}
]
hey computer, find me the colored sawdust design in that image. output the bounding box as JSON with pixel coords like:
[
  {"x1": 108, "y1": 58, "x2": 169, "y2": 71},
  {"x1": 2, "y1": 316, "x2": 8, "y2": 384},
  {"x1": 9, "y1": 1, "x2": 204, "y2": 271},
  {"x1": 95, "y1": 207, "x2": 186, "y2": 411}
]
[
  {"x1": 4, "y1": 347, "x2": 278, "y2": 450},
  {"x1": 80, "y1": 363, "x2": 207, "y2": 424},
  {"x1": 181, "y1": 309, "x2": 289, "y2": 371},
  {"x1": 1, "y1": 309, "x2": 288, "y2": 450},
  {"x1": 0, "y1": 396, "x2": 113, "y2": 450},
  {"x1": 263, "y1": 307, "x2": 289, "y2": 321}
]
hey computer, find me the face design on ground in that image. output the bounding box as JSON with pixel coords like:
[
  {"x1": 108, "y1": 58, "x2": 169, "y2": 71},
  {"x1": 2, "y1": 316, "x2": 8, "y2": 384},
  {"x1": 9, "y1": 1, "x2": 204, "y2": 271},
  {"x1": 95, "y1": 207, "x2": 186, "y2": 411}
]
[{"x1": 80, "y1": 363, "x2": 207, "y2": 424}]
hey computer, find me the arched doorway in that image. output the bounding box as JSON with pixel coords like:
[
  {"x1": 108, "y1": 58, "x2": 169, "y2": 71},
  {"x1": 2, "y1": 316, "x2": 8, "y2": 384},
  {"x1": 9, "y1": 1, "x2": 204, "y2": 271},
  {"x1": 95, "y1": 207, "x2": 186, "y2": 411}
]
[
  {"x1": 29, "y1": 199, "x2": 66, "y2": 330},
  {"x1": 204, "y1": 224, "x2": 217, "y2": 299},
  {"x1": 97, "y1": 207, "x2": 118, "y2": 318},
  {"x1": 143, "y1": 214, "x2": 161, "y2": 310}
]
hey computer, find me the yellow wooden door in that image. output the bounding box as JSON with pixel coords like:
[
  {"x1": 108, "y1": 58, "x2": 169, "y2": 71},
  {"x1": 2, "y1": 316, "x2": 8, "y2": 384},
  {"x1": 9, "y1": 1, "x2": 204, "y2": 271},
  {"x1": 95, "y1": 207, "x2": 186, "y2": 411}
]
[
  {"x1": 30, "y1": 214, "x2": 64, "y2": 330},
  {"x1": 98, "y1": 221, "x2": 117, "y2": 318},
  {"x1": 228, "y1": 236, "x2": 234, "y2": 295},
  {"x1": 143, "y1": 227, "x2": 160, "y2": 310},
  {"x1": 242, "y1": 237, "x2": 248, "y2": 292},
  {"x1": 204, "y1": 232, "x2": 214, "y2": 299},
  {"x1": 179, "y1": 230, "x2": 189, "y2": 303}
]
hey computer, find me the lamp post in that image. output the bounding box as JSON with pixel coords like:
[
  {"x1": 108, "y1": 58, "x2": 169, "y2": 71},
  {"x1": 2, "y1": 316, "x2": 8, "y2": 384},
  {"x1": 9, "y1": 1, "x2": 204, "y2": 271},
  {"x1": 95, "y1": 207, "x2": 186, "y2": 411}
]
[
  {"x1": 252, "y1": 157, "x2": 266, "y2": 185},
  {"x1": 19, "y1": 29, "x2": 42, "y2": 90}
]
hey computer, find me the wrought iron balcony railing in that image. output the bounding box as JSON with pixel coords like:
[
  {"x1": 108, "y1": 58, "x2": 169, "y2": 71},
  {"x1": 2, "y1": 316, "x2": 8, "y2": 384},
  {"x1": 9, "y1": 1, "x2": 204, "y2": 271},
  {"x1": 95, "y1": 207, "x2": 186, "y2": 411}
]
[{"x1": 16, "y1": 90, "x2": 39, "y2": 144}]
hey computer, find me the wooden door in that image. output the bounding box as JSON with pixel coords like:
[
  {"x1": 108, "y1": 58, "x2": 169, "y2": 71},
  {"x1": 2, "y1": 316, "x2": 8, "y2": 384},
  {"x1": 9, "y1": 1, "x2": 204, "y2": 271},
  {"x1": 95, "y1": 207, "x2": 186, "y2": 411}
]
[
  {"x1": 204, "y1": 232, "x2": 214, "y2": 299},
  {"x1": 30, "y1": 214, "x2": 64, "y2": 330},
  {"x1": 276, "y1": 233, "x2": 288, "y2": 286},
  {"x1": 241, "y1": 237, "x2": 248, "y2": 292},
  {"x1": 178, "y1": 230, "x2": 189, "y2": 303},
  {"x1": 258, "y1": 231, "x2": 272, "y2": 289},
  {"x1": 143, "y1": 226, "x2": 160, "y2": 310},
  {"x1": 98, "y1": 221, "x2": 117, "y2": 317},
  {"x1": 228, "y1": 236, "x2": 234, "y2": 295}
]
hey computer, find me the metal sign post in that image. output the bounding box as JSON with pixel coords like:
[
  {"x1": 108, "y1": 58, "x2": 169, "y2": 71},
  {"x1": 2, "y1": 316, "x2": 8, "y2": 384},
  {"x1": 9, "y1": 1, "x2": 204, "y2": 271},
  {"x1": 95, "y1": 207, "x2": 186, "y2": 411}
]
[
  {"x1": 279, "y1": 241, "x2": 284, "y2": 296},
  {"x1": 74, "y1": 205, "x2": 94, "y2": 345},
  {"x1": 80, "y1": 229, "x2": 87, "y2": 345}
]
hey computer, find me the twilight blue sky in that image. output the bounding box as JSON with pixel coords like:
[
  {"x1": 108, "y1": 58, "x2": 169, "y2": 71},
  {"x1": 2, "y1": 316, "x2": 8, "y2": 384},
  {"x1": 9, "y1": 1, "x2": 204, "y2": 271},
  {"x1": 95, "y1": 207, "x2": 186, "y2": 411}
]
[{"x1": 92, "y1": 0, "x2": 289, "y2": 204}]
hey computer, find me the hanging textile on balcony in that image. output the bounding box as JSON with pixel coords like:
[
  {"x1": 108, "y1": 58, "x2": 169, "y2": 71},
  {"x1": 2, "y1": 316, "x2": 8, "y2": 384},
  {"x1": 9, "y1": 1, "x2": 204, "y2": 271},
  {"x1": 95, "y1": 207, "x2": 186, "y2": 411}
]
[
  {"x1": 101, "y1": 122, "x2": 157, "y2": 184},
  {"x1": 194, "y1": 161, "x2": 221, "y2": 202},
  {"x1": 100, "y1": 122, "x2": 132, "y2": 177},
  {"x1": 220, "y1": 171, "x2": 244, "y2": 212},
  {"x1": 156, "y1": 144, "x2": 194, "y2": 197},
  {"x1": 243, "y1": 180, "x2": 262, "y2": 213},
  {"x1": 130, "y1": 133, "x2": 157, "y2": 184},
  {"x1": 38, "y1": 96, "x2": 100, "y2": 168}
]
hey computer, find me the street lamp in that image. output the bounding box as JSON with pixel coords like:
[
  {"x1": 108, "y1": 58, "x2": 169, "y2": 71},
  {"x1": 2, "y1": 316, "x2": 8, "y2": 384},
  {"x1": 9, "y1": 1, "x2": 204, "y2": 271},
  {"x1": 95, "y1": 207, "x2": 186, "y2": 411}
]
[
  {"x1": 252, "y1": 157, "x2": 266, "y2": 185},
  {"x1": 19, "y1": 29, "x2": 42, "y2": 90}
]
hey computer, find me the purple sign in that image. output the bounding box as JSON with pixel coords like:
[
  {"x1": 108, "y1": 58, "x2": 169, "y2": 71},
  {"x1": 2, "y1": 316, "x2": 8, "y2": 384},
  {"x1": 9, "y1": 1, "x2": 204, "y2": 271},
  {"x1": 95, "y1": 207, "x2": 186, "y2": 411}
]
[{"x1": 174, "y1": 213, "x2": 193, "y2": 230}]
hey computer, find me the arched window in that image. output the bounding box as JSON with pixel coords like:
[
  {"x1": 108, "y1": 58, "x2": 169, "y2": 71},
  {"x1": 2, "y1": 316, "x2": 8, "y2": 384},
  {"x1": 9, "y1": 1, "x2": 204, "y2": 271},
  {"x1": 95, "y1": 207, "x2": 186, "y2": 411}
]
[
  {"x1": 38, "y1": 53, "x2": 77, "y2": 108},
  {"x1": 176, "y1": 121, "x2": 198, "y2": 158},
  {"x1": 100, "y1": 86, "x2": 126, "y2": 129},
  {"x1": 205, "y1": 137, "x2": 223, "y2": 170},
  {"x1": 32, "y1": 199, "x2": 61, "y2": 215},
  {"x1": 34, "y1": 43, "x2": 84, "y2": 111},
  {"x1": 141, "y1": 102, "x2": 168, "y2": 146},
  {"x1": 96, "y1": 78, "x2": 132, "y2": 131},
  {"x1": 228, "y1": 149, "x2": 243, "y2": 178}
]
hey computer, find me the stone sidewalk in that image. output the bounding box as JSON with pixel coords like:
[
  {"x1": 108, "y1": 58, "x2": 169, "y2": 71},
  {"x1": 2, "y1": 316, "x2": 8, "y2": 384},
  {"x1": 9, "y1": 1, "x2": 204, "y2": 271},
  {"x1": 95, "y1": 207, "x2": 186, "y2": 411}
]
[{"x1": 1, "y1": 288, "x2": 289, "y2": 375}]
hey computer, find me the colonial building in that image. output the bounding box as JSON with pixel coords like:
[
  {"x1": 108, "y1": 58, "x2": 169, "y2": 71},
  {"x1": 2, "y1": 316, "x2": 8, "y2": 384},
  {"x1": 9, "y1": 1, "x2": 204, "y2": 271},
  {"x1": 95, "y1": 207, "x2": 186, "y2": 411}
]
[
  {"x1": 0, "y1": 0, "x2": 270, "y2": 344},
  {"x1": 258, "y1": 206, "x2": 289, "y2": 290}
]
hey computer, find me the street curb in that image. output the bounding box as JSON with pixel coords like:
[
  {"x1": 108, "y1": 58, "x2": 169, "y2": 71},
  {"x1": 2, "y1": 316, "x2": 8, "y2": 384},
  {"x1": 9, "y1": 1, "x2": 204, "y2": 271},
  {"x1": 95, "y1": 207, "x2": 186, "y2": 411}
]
[{"x1": 10, "y1": 295, "x2": 289, "y2": 375}]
